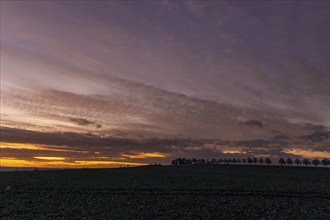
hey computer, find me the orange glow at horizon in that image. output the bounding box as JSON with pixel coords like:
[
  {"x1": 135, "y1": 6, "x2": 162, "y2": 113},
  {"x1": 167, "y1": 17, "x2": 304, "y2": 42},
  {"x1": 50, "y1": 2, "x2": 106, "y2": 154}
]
[
  {"x1": 34, "y1": 156, "x2": 66, "y2": 160},
  {"x1": 0, "y1": 142, "x2": 89, "y2": 153},
  {"x1": 221, "y1": 150, "x2": 246, "y2": 154},
  {"x1": 283, "y1": 148, "x2": 330, "y2": 158},
  {"x1": 1, "y1": 142, "x2": 48, "y2": 150},
  {"x1": 1, "y1": 157, "x2": 147, "y2": 168},
  {"x1": 121, "y1": 152, "x2": 168, "y2": 159}
]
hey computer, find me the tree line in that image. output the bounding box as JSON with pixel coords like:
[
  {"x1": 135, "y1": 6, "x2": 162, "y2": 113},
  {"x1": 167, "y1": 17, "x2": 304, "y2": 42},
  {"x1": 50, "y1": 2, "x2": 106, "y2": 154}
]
[{"x1": 171, "y1": 157, "x2": 329, "y2": 167}]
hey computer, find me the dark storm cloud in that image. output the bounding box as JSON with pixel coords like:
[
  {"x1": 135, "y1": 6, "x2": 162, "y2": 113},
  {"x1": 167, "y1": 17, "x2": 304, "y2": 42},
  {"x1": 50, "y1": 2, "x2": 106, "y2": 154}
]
[{"x1": 240, "y1": 120, "x2": 263, "y2": 128}]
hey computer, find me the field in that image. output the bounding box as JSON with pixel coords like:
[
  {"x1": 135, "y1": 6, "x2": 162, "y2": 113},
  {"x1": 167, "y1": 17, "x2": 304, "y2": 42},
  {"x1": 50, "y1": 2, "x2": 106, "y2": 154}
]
[{"x1": 1, "y1": 165, "x2": 329, "y2": 219}]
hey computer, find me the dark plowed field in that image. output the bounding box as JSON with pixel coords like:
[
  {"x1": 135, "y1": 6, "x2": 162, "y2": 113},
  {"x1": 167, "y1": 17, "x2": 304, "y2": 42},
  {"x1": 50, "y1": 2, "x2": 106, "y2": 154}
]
[{"x1": 1, "y1": 165, "x2": 329, "y2": 219}]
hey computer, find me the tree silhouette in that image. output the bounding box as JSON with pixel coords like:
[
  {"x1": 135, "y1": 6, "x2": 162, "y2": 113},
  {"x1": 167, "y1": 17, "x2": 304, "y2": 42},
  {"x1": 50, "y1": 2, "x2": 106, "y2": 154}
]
[
  {"x1": 279, "y1": 158, "x2": 286, "y2": 166},
  {"x1": 294, "y1": 158, "x2": 301, "y2": 166},
  {"x1": 170, "y1": 156, "x2": 324, "y2": 168},
  {"x1": 312, "y1": 159, "x2": 320, "y2": 167},
  {"x1": 180, "y1": 158, "x2": 186, "y2": 164},
  {"x1": 321, "y1": 158, "x2": 329, "y2": 167},
  {"x1": 302, "y1": 158, "x2": 311, "y2": 166},
  {"x1": 171, "y1": 158, "x2": 179, "y2": 165}
]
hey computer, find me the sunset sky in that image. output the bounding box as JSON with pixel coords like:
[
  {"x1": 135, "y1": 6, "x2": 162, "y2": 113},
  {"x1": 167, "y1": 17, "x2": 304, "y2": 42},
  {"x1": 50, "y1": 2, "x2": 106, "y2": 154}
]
[{"x1": 1, "y1": 1, "x2": 329, "y2": 168}]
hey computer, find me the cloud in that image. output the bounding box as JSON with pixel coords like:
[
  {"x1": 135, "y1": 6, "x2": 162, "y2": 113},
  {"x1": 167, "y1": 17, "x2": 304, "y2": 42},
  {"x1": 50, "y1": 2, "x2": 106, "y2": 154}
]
[
  {"x1": 69, "y1": 117, "x2": 95, "y2": 126},
  {"x1": 282, "y1": 148, "x2": 330, "y2": 158},
  {"x1": 233, "y1": 139, "x2": 287, "y2": 148},
  {"x1": 299, "y1": 131, "x2": 330, "y2": 142},
  {"x1": 1, "y1": 125, "x2": 329, "y2": 166},
  {"x1": 1, "y1": 1, "x2": 329, "y2": 165},
  {"x1": 303, "y1": 123, "x2": 326, "y2": 131},
  {"x1": 0, "y1": 126, "x2": 209, "y2": 154},
  {"x1": 240, "y1": 120, "x2": 263, "y2": 128},
  {"x1": 271, "y1": 134, "x2": 291, "y2": 140},
  {"x1": 1, "y1": 79, "x2": 311, "y2": 141}
]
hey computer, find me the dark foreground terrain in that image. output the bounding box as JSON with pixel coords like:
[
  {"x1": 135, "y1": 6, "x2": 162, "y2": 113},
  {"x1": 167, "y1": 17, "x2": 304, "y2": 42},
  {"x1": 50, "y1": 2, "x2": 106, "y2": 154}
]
[{"x1": 0, "y1": 165, "x2": 329, "y2": 219}]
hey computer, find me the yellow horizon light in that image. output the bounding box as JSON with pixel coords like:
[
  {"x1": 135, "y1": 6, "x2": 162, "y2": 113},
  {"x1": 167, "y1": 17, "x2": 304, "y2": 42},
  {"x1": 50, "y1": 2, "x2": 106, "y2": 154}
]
[
  {"x1": 121, "y1": 152, "x2": 168, "y2": 159},
  {"x1": 34, "y1": 156, "x2": 66, "y2": 161},
  {"x1": 0, "y1": 157, "x2": 147, "y2": 168},
  {"x1": 283, "y1": 148, "x2": 330, "y2": 158},
  {"x1": 0, "y1": 142, "x2": 89, "y2": 153},
  {"x1": 1, "y1": 142, "x2": 46, "y2": 150},
  {"x1": 221, "y1": 150, "x2": 246, "y2": 154},
  {"x1": 75, "y1": 160, "x2": 147, "y2": 166}
]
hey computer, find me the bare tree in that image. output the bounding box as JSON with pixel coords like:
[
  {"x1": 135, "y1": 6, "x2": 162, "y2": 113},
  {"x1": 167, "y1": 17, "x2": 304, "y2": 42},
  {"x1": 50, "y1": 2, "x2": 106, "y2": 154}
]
[
  {"x1": 286, "y1": 158, "x2": 293, "y2": 166},
  {"x1": 312, "y1": 159, "x2": 320, "y2": 167},
  {"x1": 302, "y1": 158, "x2": 311, "y2": 166},
  {"x1": 321, "y1": 158, "x2": 329, "y2": 167},
  {"x1": 279, "y1": 158, "x2": 286, "y2": 166},
  {"x1": 294, "y1": 158, "x2": 301, "y2": 166}
]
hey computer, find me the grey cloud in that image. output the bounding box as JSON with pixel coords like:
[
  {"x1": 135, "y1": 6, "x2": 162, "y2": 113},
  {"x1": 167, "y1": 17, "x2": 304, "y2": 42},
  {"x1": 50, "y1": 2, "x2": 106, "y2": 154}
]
[
  {"x1": 303, "y1": 123, "x2": 326, "y2": 131},
  {"x1": 234, "y1": 139, "x2": 288, "y2": 148},
  {"x1": 0, "y1": 126, "x2": 207, "y2": 154},
  {"x1": 70, "y1": 117, "x2": 95, "y2": 126},
  {"x1": 271, "y1": 134, "x2": 291, "y2": 140},
  {"x1": 1, "y1": 75, "x2": 316, "y2": 141},
  {"x1": 299, "y1": 131, "x2": 330, "y2": 142},
  {"x1": 240, "y1": 120, "x2": 263, "y2": 128},
  {"x1": 1, "y1": 1, "x2": 329, "y2": 162},
  {"x1": 2, "y1": 126, "x2": 328, "y2": 162},
  {"x1": 2, "y1": 1, "x2": 328, "y2": 128}
]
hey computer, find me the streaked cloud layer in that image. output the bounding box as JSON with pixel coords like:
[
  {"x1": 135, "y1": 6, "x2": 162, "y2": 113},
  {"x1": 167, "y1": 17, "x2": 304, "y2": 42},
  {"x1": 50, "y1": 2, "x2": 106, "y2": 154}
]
[{"x1": 1, "y1": 1, "x2": 329, "y2": 167}]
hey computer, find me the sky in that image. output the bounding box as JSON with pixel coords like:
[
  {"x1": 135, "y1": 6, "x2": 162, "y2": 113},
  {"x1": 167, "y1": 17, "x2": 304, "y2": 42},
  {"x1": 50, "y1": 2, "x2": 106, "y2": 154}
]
[{"x1": 1, "y1": 0, "x2": 329, "y2": 168}]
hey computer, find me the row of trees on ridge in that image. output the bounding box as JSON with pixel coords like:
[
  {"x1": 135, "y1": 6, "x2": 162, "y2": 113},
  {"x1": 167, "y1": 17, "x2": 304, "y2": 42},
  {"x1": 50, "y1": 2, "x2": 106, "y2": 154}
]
[{"x1": 171, "y1": 157, "x2": 329, "y2": 167}]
